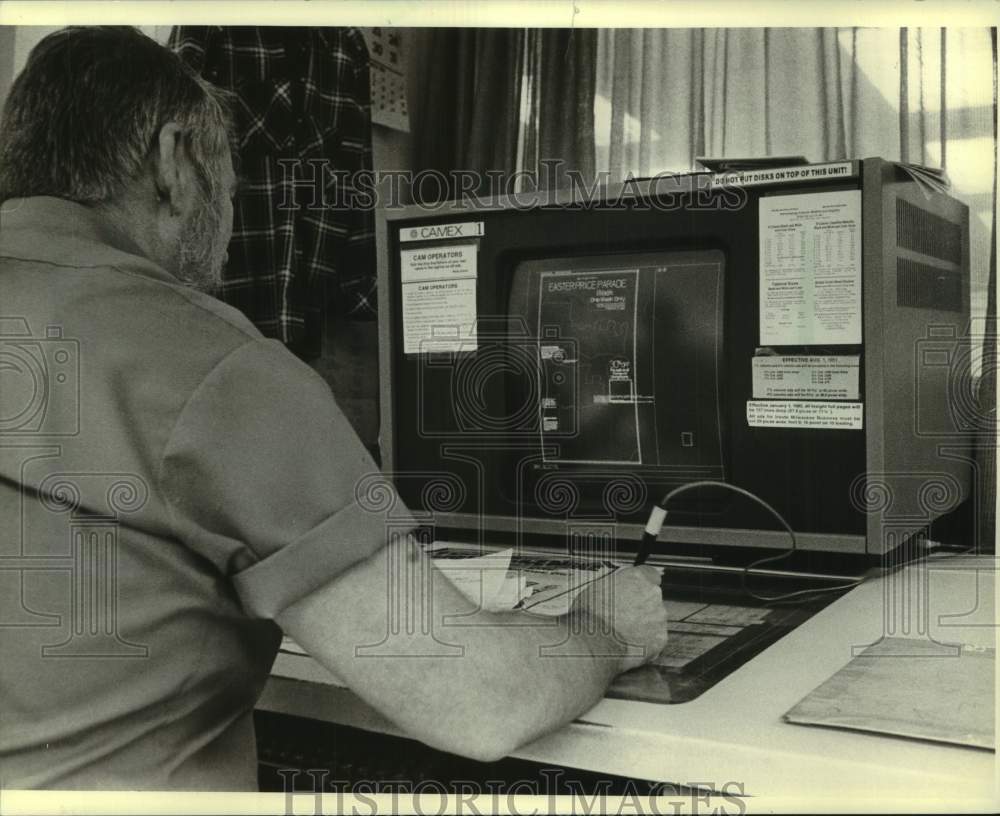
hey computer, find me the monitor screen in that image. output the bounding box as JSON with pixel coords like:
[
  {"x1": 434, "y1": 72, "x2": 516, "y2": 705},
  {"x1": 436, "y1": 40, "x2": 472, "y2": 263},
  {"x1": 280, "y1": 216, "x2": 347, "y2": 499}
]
[{"x1": 506, "y1": 250, "x2": 727, "y2": 514}]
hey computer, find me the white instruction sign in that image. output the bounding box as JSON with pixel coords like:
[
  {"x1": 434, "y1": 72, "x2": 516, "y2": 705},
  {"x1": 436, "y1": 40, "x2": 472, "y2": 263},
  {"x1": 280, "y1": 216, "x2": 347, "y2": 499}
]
[
  {"x1": 401, "y1": 243, "x2": 478, "y2": 353},
  {"x1": 747, "y1": 400, "x2": 863, "y2": 430},
  {"x1": 711, "y1": 162, "x2": 854, "y2": 190},
  {"x1": 401, "y1": 243, "x2": 477, "y2": 283},
  {"x1": 759, "y1": 190, "x2": 862, "y2": 346},
  {"x1": 752, "y1": 356, "x2": 860, "y2": 400},
  {"x1": 402, "y1": 278, "x2": 477, "y2": 354}
]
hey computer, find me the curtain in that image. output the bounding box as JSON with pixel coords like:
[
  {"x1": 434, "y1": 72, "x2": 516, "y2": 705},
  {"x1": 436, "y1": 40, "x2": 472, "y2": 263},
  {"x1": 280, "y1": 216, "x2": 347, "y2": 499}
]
[
  {"x1": 596, "y1": 27, "x2": 996, "y2": 549},
  {"x1": 520, "y1": 29, "x2": 598, "y2": 190},
  {"x1": 411, "y1": 28, "x2": 597, "y2": 199},
  {"x1": 596, "y1": 27, "x2": 994, "y2": 323},
  {"x1": 412, "y1": 29, "x2": 525, "y2": 199}
]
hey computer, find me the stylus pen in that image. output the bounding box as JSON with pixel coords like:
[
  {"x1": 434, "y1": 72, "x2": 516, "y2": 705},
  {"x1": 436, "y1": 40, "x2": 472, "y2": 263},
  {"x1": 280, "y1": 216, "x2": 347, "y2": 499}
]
[
  {"x1": 634, "y1": 506, "x2": 668, "y2": 566},
  {"x1": 634, "y1": 481, "x2": 776, "y2": 566}
]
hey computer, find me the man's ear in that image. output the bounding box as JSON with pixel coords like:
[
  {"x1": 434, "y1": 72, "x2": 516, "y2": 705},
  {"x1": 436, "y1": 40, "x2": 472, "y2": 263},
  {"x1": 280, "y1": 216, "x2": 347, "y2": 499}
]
[{"x1": 152, "y1": 122, "x2": 190, "y2": 216}]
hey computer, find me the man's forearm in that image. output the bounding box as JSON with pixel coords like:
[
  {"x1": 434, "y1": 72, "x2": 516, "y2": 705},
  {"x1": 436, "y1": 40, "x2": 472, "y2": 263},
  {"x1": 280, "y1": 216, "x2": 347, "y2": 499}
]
[
  {"x1": 396, "y1": 602, "x2": 629, "y2": 761},
  {"x1": 473, "y1": 605, "x2": 629, "y2": 754},
  {"x1": 277, "y1": 540, "x2": 632, "y2": 762}
]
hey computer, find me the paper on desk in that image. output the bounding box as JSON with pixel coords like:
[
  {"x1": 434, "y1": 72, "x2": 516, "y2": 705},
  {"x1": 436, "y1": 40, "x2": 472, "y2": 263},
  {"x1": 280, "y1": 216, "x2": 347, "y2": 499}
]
[
  {"x1": 279, "y1": 635, "x2": 308, "y2": 656},
  {"x1": 433, "y1": 548, "x2": 530, "y2": 612},
  {"x1": 784, "y1": 637, "x2": 995, "y2": 749},
  {"x1": 516, "y1": 562, "x2": 618, "y2": 617}
]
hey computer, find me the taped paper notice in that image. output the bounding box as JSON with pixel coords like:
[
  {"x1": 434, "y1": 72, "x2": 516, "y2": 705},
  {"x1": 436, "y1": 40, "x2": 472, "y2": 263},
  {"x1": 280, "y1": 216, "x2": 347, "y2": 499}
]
[
  {"x1": 401, "y1": 243, "x2": 477, "y2": 283},
  {"x1": 401, "y1": 243, "x2": 477, "y2": 353},
  {"x1": 759, "y1": 190, "x2": 862, "y2": 346},
  {"x1": 747, "y1": 400, "x2": 863, "y2": 430},
  {"x1": 711, "y1": 161, "x2": 854, "y2": 189},
  {"x1": 752, "y1": 356, "x2": 860, "y2": 400},
  {"x1": 402, "y1": 278, "x2": 477, "y2": 354}
]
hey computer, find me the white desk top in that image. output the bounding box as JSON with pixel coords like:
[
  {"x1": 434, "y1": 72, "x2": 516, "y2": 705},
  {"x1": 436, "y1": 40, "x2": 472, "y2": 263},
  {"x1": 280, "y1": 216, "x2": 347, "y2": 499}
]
[{"x1": 257, "y1": 553, "x2": 999, "y2": 811}]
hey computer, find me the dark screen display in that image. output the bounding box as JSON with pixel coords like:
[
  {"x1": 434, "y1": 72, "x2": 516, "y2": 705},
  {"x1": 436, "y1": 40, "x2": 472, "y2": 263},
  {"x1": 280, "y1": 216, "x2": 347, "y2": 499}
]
[{"x1": 507, "y1": 251, "x2": 726, "y2": 487}]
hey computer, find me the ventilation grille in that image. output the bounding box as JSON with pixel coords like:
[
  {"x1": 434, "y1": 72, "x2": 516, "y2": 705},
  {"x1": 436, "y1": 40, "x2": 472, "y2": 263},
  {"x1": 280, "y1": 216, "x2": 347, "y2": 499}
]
[
  {"x1": 896, "y1": 198, "x2": 963, "y2": 264},
  {"x1": 897, "y1": 258, "x2": 962, "y2": 311}
]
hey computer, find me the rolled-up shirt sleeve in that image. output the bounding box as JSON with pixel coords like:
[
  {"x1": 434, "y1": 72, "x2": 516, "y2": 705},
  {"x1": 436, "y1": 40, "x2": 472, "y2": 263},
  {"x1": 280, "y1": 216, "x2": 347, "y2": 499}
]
[{"x1": 159, "y1": 338, "x2": 415, "y2": 618}]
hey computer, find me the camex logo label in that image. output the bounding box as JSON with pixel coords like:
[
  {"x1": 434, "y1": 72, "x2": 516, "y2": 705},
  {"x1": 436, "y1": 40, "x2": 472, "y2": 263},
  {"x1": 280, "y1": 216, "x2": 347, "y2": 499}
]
[{"x1": 401, "y1": 222, "x2": 485, "y2": 243}]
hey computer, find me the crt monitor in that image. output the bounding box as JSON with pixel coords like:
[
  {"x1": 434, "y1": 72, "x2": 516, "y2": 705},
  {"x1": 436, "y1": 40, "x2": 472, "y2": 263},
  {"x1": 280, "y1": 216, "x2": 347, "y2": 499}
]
[{"x1": 376, "y1": 158, "x2": 973, "y2": 560}]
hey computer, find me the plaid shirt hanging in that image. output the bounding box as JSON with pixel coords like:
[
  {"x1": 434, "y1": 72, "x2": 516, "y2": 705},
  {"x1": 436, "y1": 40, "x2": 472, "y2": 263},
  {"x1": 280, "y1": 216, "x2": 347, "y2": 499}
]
[{"x1": 169, "y1": 26, "x2": 377, "y2": 358}]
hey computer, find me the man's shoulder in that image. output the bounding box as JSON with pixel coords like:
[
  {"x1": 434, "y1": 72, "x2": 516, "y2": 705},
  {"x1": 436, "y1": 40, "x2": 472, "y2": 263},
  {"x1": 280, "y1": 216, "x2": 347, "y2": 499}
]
[
  {"x1": 1, "y1": 199, "x2": 261, "y2": 347},
  {"x1": 94, "y1": 262, "x2": 291, "y2": 382},
  {"x1": 135, "y1": 271, "x2": 263, "y2": 345},
  {"x1": 0, "y1": 201, "x2": 318, "y2": 407},
  {"x1": 18, "y1": 253, "x2": 259, "y2": 344},
  {"x1": 92, "y1": 261, "x2": 323, "y2": 398},
  {"x1": 1, "y1": 244, "x2": 302, "y2": 399}
]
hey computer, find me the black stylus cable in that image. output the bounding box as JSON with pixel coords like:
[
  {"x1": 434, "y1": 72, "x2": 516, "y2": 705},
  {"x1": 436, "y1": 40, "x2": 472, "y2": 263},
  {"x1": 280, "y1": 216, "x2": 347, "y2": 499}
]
[{"x1": 634, "y1": 480, "x2": 864, "y2": 604}]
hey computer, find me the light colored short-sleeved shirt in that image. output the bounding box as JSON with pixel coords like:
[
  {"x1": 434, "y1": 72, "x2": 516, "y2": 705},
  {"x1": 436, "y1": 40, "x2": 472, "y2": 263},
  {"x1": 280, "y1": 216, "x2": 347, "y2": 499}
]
[{"x1": 0, "y1": 197, "x2": 394, "y2": 790}]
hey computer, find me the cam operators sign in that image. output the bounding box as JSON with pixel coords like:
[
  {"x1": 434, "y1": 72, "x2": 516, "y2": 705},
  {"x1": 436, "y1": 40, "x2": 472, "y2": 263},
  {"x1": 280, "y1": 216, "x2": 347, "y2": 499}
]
[{"x1": 400, "y1": 242, "x2": 478, "y2": 353}]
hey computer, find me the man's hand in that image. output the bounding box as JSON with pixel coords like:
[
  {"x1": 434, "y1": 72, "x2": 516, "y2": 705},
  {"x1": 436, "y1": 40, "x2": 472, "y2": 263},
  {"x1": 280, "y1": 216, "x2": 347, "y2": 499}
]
[{"x1": 572, "y1": 566, "x2": 669, "y2": 672}]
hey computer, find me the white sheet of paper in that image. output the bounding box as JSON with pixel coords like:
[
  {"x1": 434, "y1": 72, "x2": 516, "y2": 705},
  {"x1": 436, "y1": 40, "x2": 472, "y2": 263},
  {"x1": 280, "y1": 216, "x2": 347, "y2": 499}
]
[
  {"x1": 751, "y1": 355, "x2": 860, "y2": 400},
  {"x1": 759, "y1": 190, "x2": 862, "y2": 346},
  {"x1": 433, "y1": 548, "x2": 529, "y2": 612},
  {"x1": 279, "y1": 635, "x2": 308, "y2": 656},
  {"x1": 401, "y1": 277, "x2": 478, "y2": 354},
  {"x1": 709, "y1": 162, "x2": 854, "y2": 190},
  {"x1": 401, "y1": 242, "x2": 479, "y2": 353},
  {"x1": 517, "y1": 564, "x2": 619, "y2": 617},
  {"x1": 400, "y1": 243, "x2": 478, "y2": 283},
  {"x1": 747, "y1": 399, "x2": 864, "y2": 430}
]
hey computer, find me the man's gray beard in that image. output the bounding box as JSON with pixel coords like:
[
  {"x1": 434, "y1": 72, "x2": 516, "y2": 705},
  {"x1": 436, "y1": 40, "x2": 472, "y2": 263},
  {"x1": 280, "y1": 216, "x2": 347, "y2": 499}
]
[{"x1": 176, "y1": 196, "x2": 224, "y2": 293}]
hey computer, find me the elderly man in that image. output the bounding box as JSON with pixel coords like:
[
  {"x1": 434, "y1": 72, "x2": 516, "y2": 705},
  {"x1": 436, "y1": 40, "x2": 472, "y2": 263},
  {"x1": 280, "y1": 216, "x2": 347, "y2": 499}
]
[{"x1": 0, "y1": 27, "x2": 668, "y2": 790}]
